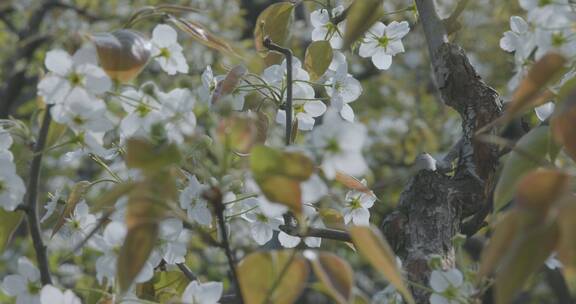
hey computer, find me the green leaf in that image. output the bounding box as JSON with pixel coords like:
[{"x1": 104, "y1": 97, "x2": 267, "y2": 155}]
[
  {"x1": 304, "y1": 41, "x2": 333, "y2": 81},
  {"x1": 308, "y1": 252, "x2": 354, "y2": 304},
  {"x1": 238, "y1": 250, "x2": 309, "y2": 304},
  {"x1": 349, "y1": 226, "x2": 415, "y2": 304},
  {"x1": 125, "y1": 139, "x2": 181, "y2": 172},
  {"x1": 253, "y1": 2, "x2": 295, "y2": 64},
  {"x1": 479, "y1": 211, "x2": 523, "y2": 278},
  {"x1": 153, "y1": 270, "x2": 189, "y2": 302},
  {"x1": 557, "y1": 196, "x2": 576, "y2": 272},
  {"x1": 494, "y1": 221, "x2": 559, "y2": 304},
  {"x1": 217, "y1": 113, "x2": 259, "y2": 154},
  {"x1": 493, "y1": 126, "x2": 557, "y2": 211},
  {"x1": 0, "y1": 209, "x2": 23, "y2": 251},
  {"x1": 343, "y1": 0, "x2": 384, "y2": 49}
]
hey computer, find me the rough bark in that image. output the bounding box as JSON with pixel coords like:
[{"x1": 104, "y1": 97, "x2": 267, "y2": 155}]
[{"x1": 380, "y1": 1, "x2": 503, "y2": 302}]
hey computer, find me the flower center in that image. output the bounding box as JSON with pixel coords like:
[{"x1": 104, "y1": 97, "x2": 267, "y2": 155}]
[
  {"x1": 68, "y1": 72, "x2": 83, "y2": 86},
  {"x1": 325, "y1": 138, "x2": 340, "y2": 153},
  {"x1": 442, "y1": 285, "x2": 459, "y2": 300},
  {"x1": 27, "y1": 282, "x2": 41, "y2": 294},
  {"x1": 378, "y1": 36, "x2": 390, "y2": 49},
  {"x1": 159, "y1": 47, "x2": 171, "y2": 58},
  {"x1": 72, "y1": 115, "x2": 86, "y2": 126},
  {"x1": 136, "y1": 103, "x2": 152, "y2": 117},
  {"x1": 256, "y1": 213, "x2": 268, "y2": 223},
  {"x1": 294, "y1": 103, "x2": 305, "y2": 114},
  {"x1": 552, "y1": 32, "x2": 566, "y2": 47},
  {"x1": 349, "y1": 197, "x2": 362, "y2": 209},
  {"x1": 0, "y1": 180, "x2": 5, "y2": 193},
  {"x1": 539, "y1": 0, "x2": 552, "y2": 6}
]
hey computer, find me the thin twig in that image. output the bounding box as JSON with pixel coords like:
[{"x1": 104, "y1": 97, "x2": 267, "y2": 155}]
[
  {"x1": 206, "y1": 187, "x2": 244, "y2": 304},
  {"x1": 176, "y1": 263, "x2": 198, "y2": 281},
  {"x1": 24, "y1": 106, "x2": 53, "y2": 285},
  {"x1": 279, "y1": 224, "x2": 352, "y2": 243},
  {"x1": 263, "y1": 37, "x2": 293, "y2": 146}
]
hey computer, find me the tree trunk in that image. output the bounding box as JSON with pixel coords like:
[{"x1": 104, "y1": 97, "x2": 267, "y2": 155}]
[{"x1": 380, "y1": 1, "x2": 503, "y2": 302}]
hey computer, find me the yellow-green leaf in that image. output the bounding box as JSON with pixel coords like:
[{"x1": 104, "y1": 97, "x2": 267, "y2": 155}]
[
  {"x1": 250, "y1": 145, "x2": 314, "y2": 180},
  {"x1": 478, "y1": 211, "x2": 523, "y2": 278},
  {"x1": 494, "y1": 221, "x2": 559, "y2": 304},
  {"x1": 125, "y1": 139, "x2": 181, "y2": 172},
  {"x1": 493, "y1": 126, "x2": 557, "y2": 211},
  {"x1": 304, "y1": 41, "x2": 333, "y2": 81},
  {"x1": 0, "y1": 209, "x2": 23, "y2": 251},
  {"x1": 343, "y1": 0, "x2": 384, "y2": 49},
  {"x1": 349, "y1": 226, "x2": 415, "y2": 304},
  {"x1": 254, "y1": 2, "x2": 295, "y2": 65},
  {"x1": 217, "y1": 113, "x2": 259, "y2": 154},
  {"x1": 118, "y1": 223, "x2": 159, "y2": 292},
  {"x1": 308, "y1": 251, "x2": 354, "y2": 304},
  {"x1": 238, "y1": 250, "x2": 309, "y2": 304},
  {"x1": 557, "y1": 196, "x2": 576, "y2": 271},
  {"x1": 91, "y1": 30, "x2": 151, "y2": 83},
  {"x1": 551, "y1": 84, "x2": 576, "y2": 162},
  {"x1": 515, "y1": 169, "x2": 571, "y2": 212}
]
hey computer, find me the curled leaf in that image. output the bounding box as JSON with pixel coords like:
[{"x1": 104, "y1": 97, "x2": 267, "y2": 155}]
[{"x1": 168, "y1": 16, "x2": 238, "y2": 57}]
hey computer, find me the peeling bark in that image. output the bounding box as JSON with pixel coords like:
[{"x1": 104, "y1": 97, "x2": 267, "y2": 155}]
[{"x1": 379, "y1": 1, "x2": 503, "y2": 302}]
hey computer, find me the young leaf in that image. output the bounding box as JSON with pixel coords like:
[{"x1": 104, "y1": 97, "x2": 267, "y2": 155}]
[
  {"x1": 91, "y1": 30, "x2": 151, "y2": 83},
  {"x1": 168, "y1": 16, "x2": 238, "y2": 57},
  {"x1": 478, "y1": 211, "x2": 523, "y2": 277},
  {"x1": 349, "y1": 226, "x2": 415, "y2": 304},
  {"x1": 494, "y1": 221, "x2": 559, "y2": 304},
  {"x1": 117, "y1": 223, "x2": 158, "y2": 292},
  {"x1": 237, "y1": 250, "x2": 309, "y2": 304},
  {"x1": 307, "y1": 251, "x2": 354, "y2": 304},
  {"x1": 515, "y1": 169, "x2": 571, "y2": 212},
  {"x1": 211, "y1": 65, "x2": 247, "y2": 105},
  {"x1": 0, "y1": 209, "x2": 23, "y2": 251},
  {"x1": 343, "y1": 0, "x2": 384, "y2": 49},
  {"x1": 335, "y1": 171, "x2": 371, "y2": 193},
  {"x1": 253, "y1": 2, "x2": 295, "y2": 65},
  {"x1": 557, "y1": 196, "x2": 576, "y2": 271},
  {"x1": 217, "y1": 113, "x2": 259, "y2": 154},
  {"x1": 51, "y1": 181, "x2": 91, "y2": 238},
  {"x1": 304, "y1": 41, "x2": 333, "y2": 81},
  {"x1": 125, "y1": 139, "x2": 181, "y2": 172},
  {"x1": 551, "y1": 85, "x2": 576, "y2": 162},
  {"x1": 493, "y1": 126, "x2": 556, "y2": 211}
]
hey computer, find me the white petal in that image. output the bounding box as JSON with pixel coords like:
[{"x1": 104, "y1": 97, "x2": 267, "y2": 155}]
[
  {"x1": 430, "y1": 294, "x2": 451, "y2": 304},
  {"x1": 103, "y1": 221, "x2": 127, "y2": 246},
  {"x1": 535, "y1": 102, "x2": 555, "y2": 121},
  {"x1": 372, "y1": 51, "x2": 393, "y2": 70},
  {"x1": 351, "y1": 208, "x2": 370, "y2": 226},
  {"x1": 45, "y1": 49, "x2": 72, "y2": 76},
  {"x1": 278, "y1": 231, "x2": 301, "y2": 248},
  {"x1": 510, "y1": 16, "x2": 529, "y2": 33},
  {"x1": 40, "y1": 285, "x2": 64, "y2": 304},
  {"x1": 2, "y1": 274, "x2": 26, "y2": 296},
  {"x1": 152, "y1": 24, "x2": 178, "y2": 47},
  {"x1": 18, "y1": 257, "x2": 40, "y2": 282},
  {"x1": 340, "y1": 104, "x2": 355, "y2": 122},
  {"x1": 196, "y1": 281, "x2": 223, "y2": 304},
  {"x1": 251, "y1": 222, "x2": 273, "y2": 245},
  {"x1": 303, "y1": 100, "x2": 327, "y2": 117}
]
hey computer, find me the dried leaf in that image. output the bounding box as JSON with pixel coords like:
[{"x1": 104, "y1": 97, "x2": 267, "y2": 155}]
[
  {"x1": 335, "y1": 171, "x2": 371, "y2": 193},
  {"x1": 211, "y1": 65, "x2": 247, "y2": 105},
  {"x1": 169, "y1": 17, "x2": 238, "y2": 57},
  {"x1": 91, "y1": 30, "x2": 151, "y2": 82}
]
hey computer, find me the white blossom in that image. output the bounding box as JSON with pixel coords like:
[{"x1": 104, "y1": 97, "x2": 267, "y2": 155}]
[
  {"x1": 342, "y1": 183, "x2": 376, "y2": 226},
  {"x1": 40, "y1": 285, "x2": 81, "y2": 304},
  {"x1": 429, "y1": 269, "x2": 473, "y2": 304},
  {"x1": 181, "y1": 280, "x2": 223, "y2": 304},
  {"x1": 151, "y1": 24, "x2": 189, "y2": 75},
  {"x1": 310, "y1": 6, "x2": 346, "y2": 49},
  {"x1": 179, "y1": 175, "x2": 212, "y2": 227},
  {"x1": 1, "y1": 257, "x2": 42, "y2": 304},
  {"x1": 359, "y1": 21, "x2": 410, "y2": 70}
]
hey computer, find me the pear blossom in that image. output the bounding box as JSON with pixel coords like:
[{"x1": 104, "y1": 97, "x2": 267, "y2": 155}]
[
  {"x1": 118, "y1": 86, "x2": 163, "y2": 139},
  {"x1": 429, "y1": 269, "x2": 474, "y2": 304},
  {"x1": 51, "y1": 88, "x2": 114, "y2": 133},
  {"x1": 181, "y1": 280, "x2": 223, "y2": 304},
  {"x1": 179, "y1": 175, "x2": 212, "y2": 227},
  {"x1": 0, "y1": 155, "x2": 26, "y2": 211},
  {"x1": 324, "y1": 54, "x2": 362, "y2": 122},
  {"x1": 57, "y1": 201, "x2": 97, "y2": 252},
  {"x1": 278, "y1": 205, "x2": 323, "y2": 248},
  {"x1": 500, "y1": 16, "x2": 535, "y2": 63},
  {"x1": 534, "y1": 28, "x2": 576, "y2": 59},
  {"x1": 519, "y1": 0, "x2": 573, "y2": 27},
  {"x1": 40, "y1": 285, "x2": 81, "y2": 304},
  {"x1": 372, "y1": 285, "x2": 403, "y2": 304},
  {"x1": 41, "y1": 189, "x2": 62, "y2": 223},
  {"x1": 1, "y1": 257, "x2": 42, "y2": 304},
  {"x1": 157, "y1": 218, "x2": 189, "y2": 264},
  {"x1": 37, "y1": 46, "x2": 111, "y2": 105},
  {"x1": 263, "y1": 58, "x2": 326, "y2": 130},
  {"x1": 198, "y1": 65, "x2": 218, "y2": 103},
  {"x1": 310, "y1": 6, "x2": 346, "y2": 49},
  {"x1": 359, "y1": 21, "x2": 410, "y2": 70},
  {"x1": 242, "y1": 198, "x2": 284, "y2": 245},
  {"x1": 535, "y1": 102, "x2": 555, "y2": 121},
  {"x1": 342, "y1": 183, "x2": 376, "y2": 226},
  {"x1": 158, "y1": 88, "x2": 197, "y2": 144},
  {"x1": 311, "y1": 109, "x2": 368, "y2": 179},
  {"x1": 151, "y1": 24, "x2": 189, "y2": 75}
]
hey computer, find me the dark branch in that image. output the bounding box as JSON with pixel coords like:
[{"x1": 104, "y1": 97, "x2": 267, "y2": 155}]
[
  {"x1": 279, "y1": 223, "x2": 352, "y2": 243},
  {"x1": 24, "y1": 106, "x2": 53, "y2": 285}
]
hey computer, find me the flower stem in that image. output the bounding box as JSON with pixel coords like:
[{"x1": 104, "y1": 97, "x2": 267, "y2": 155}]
[{"x1": 24, "y1": 105, "x2": 53, "y2": 285}]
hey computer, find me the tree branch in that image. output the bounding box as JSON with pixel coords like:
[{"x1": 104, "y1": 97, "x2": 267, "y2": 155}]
[
  {"x1": 279, "y1": 223, "x2": 352, "y2": 243},
  {"x1": 24, "y1": 106, "x2": 53, "y2": 285},
  {"x1": 263, "y1": 37, "x2": 293, "y2": 145},
  {"x1": 206, "y1": 187, "x2": 244, "y2": 304}
]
